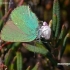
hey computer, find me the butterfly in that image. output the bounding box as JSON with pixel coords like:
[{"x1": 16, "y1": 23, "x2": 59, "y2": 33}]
[{"x1": 1, "y1": 5, "x2": 51, "y2": 42}]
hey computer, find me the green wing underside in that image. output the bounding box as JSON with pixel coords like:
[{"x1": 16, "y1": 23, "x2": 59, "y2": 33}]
[
  {"x1": 1, "y1": 5, "x2": 39, "y2": 42},
  {"x1": 1, "y1": 21, "x2": 37, "y2": 42},
  {"x1": 11, "y1": 5, "x2": 39, "y2": 35}
]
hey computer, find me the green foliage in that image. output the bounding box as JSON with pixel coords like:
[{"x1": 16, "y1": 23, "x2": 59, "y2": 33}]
[
  {"x1": 11, "y1": 43, "x2": 21, "y2": 51},
  {"x1": 5, "y1": 49, "x2": 14, "y2": 66},
  {"x1": 23, "y1": 43, "x2": 57, "y2": 66},
  {"x1": 52, "y1": 0, "x2": 60, "y2": 37},
  {"x1": 35, "y1": 41, "x2": 51, "y2": 52},
  {"x1": 52, "y1": 14, "x2": 57, "y2": 33},
  {"x1": 32, "y1": 62, "x2": 39, "y2": 70},
  {"x1": 10, "y1": 56, "x2": 16, "y2": 70},
  {"x1": 55, "y1": 0, "x2": 60, "y2": 38},
  {"x1": 16, "y1": 51, "x2": 23, "y2": 70},
  {"x1": 23, "y1": 43, "x2": 48, "y2": 56},
  {"x1": 26, "y1": 66, "x2": 30, "y2": 70},
  {"x1": 60, "y1": 33, "x2": 69, "y2": 57},
  {"x1": 55, "y1": 25, "x2": 67, "y2": 48},
  {"x1": 59, "y1": 25, "x2": 67, "y2": 39},
  {"x1": 10, "y1": 63, "x2": 14, "y2": 70},
  {"x1": 4, "y1": 43, "x2": 21, "y2": 68}
]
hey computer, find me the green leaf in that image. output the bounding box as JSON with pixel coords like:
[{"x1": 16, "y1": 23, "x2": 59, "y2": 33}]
[
  {"x1": 11, "y1": 43, "x2": 21, "y2": 51},
  {"x1": 10, "y1": 56, "x2": 16, "y2": 70},
  {"x1": 35, "y1": 41, "x2": 49, "y2": 50},
  {"x1": 9, "y1": 56, "x2": 16, "y2": 70},
  {"x1": 32, "y1": 62, "x2": 39, "y2": 70},
  {"x1": 23, "y1": 43, "x2": 48, "y2": 56},
  {"x1": 53, "y1": 0, "x2": 60, "y2": 38},
  {"x1": 10, "y1": 63, "x2": 14, "y2": 70},
  {"x1": 40, "y1": 38, "x2": 51, "y2": 52},
  {"x1": 26, "y1": 66, "x2": 30, "y2": 70},
  {"x1": 55, "y1": 0, "x2": 60, "y2": 38},
  {"x1": 59, "y1": 25, "x2": 66, "y2": 39},
  {"x1": 23, "y1": 43, "x2": 57, "y2": 66},
  {"x1": 46, "y1": 52, "x2": 57, "y2": 66},
  {"x1": 52, "y1": 0, "x2": 57, "y2": 36},
  {"x1": 53, "y1": 0, "x2": 57, "y2": 15},
  {"x1": 16, "y1": 51, "x2": 23, "y2": 70},
  {"x1": 55, "y1": 25, "x2": 67, "y2": 48},
  {"x1": 5, "y1": 49, "x2": 14, "y2": 66},
  {"x1": 4, "y1": 43, "x2": 20, "y2": 66},
  {"x1": 52, "y1": 14, "x2": 57, "y2": 33},
  {"x1": 60, "y1": 33, "x2": 69, "y2": 57}
]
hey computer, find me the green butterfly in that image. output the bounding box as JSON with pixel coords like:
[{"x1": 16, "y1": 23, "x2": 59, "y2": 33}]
[{"x1": 1, "y1": 5, "x2": 39, "y2": 42}]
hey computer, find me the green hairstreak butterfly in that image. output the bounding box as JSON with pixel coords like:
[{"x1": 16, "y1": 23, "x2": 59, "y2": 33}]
[{"x1": 1, "y1": 5, "x2": 51, "y2": 42}]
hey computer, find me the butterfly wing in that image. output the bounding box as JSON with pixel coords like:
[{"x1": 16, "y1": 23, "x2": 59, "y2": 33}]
[
  {"x1": 11, "y1": 5, "x2": 39, "y2": 35},
  {"x1": 1, "y1": 20, "x2": 37, "y2": 42}
]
